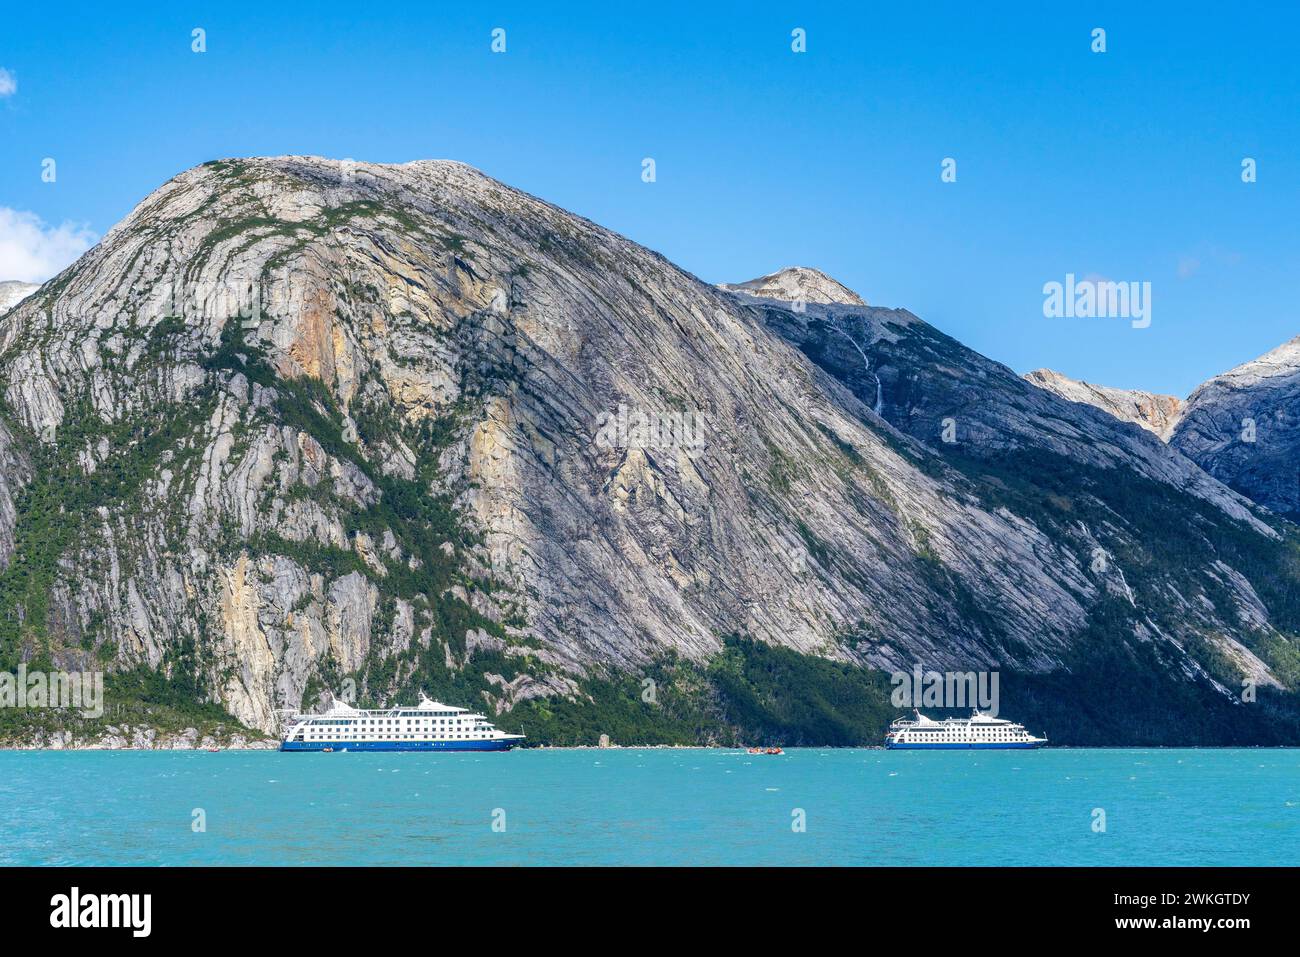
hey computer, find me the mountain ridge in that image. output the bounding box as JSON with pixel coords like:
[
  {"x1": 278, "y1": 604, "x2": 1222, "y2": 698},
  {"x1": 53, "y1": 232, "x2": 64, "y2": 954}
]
[
  {"x1": 1170, "y1": 336, "x2": 1300, "y2": 518},
  {"x1": 1017, "y1": 342, "x2": 1300, "y2": 521},
  {"x1": 1023, "y1": 368, "x2": 1186, "y2": 440}
]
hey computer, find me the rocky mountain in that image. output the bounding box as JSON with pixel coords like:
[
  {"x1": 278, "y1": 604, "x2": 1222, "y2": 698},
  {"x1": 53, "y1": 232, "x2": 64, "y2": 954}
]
[
  {"x1": 1023, "y1": 369, "x2": 1185, "y2": 440},
  {"x1": 1170, "y1": 337, "x2": 1300, "y2": 518},
  {"x1": 718, "y1": 266, "x2": 865, "y2": 306},
  {"x1": 0, "y1": 281, "x2": 39, "y2": 316},
  {"x1": 1, "y1": 156, "x2": 1298, "y2": 747},
  {"x1": 1021, "y1": 343, "x2": 1300, "y2": 522}
]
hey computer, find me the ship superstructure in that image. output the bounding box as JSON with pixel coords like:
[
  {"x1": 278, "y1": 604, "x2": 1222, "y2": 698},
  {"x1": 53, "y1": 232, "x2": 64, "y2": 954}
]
[
  {"x1": 279, "y1": 693, "x2": 524, "y2": 752},
  {"x1": 885, "y1": 710, "x2": 1047, "y2": 749}
]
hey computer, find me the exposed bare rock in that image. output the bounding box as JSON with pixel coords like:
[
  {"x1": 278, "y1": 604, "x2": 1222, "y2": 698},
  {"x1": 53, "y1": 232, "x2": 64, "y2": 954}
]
[
  {"x1": 0, "y1": 281, "x2": 40, "y2": 316},
  {"x1": 720, "y1": 266, "x2": 866, "y2": 306},
  {"x1": 1024, "y1": 368, "x2": 1185, "y2": 440},
  {"x1": 1171, "y1": 337, "x2": 1300, "y2": 517},
  {"x1": 755, "y1": 297, "x2": 1269, "y2": 534},
  {"x1": 0, "y1": 418, "x2": 30, "y2": 568}
]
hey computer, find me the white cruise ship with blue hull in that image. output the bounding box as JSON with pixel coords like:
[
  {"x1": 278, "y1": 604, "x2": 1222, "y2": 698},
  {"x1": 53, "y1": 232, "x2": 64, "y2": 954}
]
[
  {"x1": 280, "y1": 693, "x2": 524, "y2": 752},
  {"x1": 885, "y1": 709, "x2": 1047, "y2": 749}
]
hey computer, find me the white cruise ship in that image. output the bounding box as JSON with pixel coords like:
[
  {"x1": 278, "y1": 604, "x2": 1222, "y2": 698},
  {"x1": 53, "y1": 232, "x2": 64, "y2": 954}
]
[
  {"x1": 279, "y1": 693, "x2": 524, "y2": 752},
  {"x1": 885, "y1": 709, "x2": 1047, "y2": 749}
]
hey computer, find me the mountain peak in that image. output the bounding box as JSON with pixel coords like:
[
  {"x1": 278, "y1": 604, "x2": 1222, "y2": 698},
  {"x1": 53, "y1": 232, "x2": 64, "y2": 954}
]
[
  {"x1": 719, "y1": 266, "x2": 866, "y2": 306},
  {"x1": 1170, "y1": 335, "x2": 1300, "y2": 516},
  {"x1": 1205, "y1": 335, "x2": 1300, "y2": 387}
]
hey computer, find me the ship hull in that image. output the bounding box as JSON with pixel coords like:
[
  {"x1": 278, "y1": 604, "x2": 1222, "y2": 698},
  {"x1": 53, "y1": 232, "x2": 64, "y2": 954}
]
[
  {"x1": 885, "y1": 741, "x2": 1044, "y2": 750},
  {"x1": 280, "y1": 739, "x2": 518, "y2": 752}
]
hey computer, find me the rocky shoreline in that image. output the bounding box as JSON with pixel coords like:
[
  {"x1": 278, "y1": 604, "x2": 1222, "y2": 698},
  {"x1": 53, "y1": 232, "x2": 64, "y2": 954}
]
[{"x1": 1, "y1": 726, "x2": 278, "y2": 750}]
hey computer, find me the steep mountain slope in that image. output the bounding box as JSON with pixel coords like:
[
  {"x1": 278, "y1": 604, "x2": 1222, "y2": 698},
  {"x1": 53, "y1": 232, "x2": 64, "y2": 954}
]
[
  {"x1": 742, "y1": 289, "x2": 1264, "y2": 530},
  {"x1": 1023, "y1": 369, "x2": 1185, "y2": 440},
  {"x1": 730, "y1": 279, "x2": 1300, "y2": 740},
  {"x1": 1, "y1": 157, "x2": 1298, "y2": 746},
  {"x1": 1171, "y1": 338, "x2": 1300, "y2": 518}
]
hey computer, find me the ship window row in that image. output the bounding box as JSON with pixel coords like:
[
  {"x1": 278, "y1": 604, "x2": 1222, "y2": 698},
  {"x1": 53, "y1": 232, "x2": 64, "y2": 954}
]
[
  {"x1": 303, "y1": 731, "x2": 491, "y2": 736},
  {"x1": 311, "y1": 719, "x2": 485, "y2": 726},
  {"x1": 310, "y1": 711, "x2": 476, "y2": 722},
  {"x1": 299, "y1": 728, "x2": 491, "y2": 738},
  {"x1": 905, "y1": 730, "x2": 1023, "y2": 735},
  {"x1": 303, "y1": 729, "x2": 489, "y2": 734},
  {"x1": 303, "y1": 733, "x2": 486, "y2": 739}
]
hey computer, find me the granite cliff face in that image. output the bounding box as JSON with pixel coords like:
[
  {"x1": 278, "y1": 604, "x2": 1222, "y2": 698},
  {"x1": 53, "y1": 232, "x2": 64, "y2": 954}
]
[
  {"x1": 1, "y1": 157, "x2": 1297, "y2": 744},
  {"x1": 1170, "y1": 338, "x2": 1300, "y2": 518}
]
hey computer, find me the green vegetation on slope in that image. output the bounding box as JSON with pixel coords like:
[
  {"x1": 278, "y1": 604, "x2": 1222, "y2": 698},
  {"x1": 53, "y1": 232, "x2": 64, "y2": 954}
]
[
  {"x1": 490, "y1": 636, "x2": 897, "y2": 747},
  {"x1": 0, "y1": 394, "x2": 214, "y2": 671}
]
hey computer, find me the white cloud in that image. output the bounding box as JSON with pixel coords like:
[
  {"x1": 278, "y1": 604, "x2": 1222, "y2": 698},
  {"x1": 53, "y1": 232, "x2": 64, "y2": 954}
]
[
  {"x1": 0, "y1": 208, "x2": 97, "y2": 283},
  {"x1": 0, "y1": 68, "x2": 15, "y2": 97},
  {"x1": 1176, "y1": 243, "x2": 1241, "y2": 280}
]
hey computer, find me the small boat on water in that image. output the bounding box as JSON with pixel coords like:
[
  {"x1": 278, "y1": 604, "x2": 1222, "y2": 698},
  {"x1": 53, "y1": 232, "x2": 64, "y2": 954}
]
[{"x1": 746, "y1": 746, "x2": 784, "y2": 755}]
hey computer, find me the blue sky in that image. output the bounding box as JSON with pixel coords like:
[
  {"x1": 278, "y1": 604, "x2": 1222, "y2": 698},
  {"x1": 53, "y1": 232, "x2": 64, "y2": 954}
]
[{"x1": 2, "y1": 1, "x2": 1297, "y2": 396}]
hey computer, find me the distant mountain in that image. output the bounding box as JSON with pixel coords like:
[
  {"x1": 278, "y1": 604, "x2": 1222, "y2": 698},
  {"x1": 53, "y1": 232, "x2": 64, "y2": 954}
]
[
  {"x1": 719, "y1": 266, "x2": 866, "y2": 306},
  {"x1": 1171, "y1": 337, "x2": 1300, "y2": 518},
  {"x1": 0, "y1": 282, "x2": 39, "y2": 316},
  {"x1": 0, "y1": 157, "x2": 1297, "y2": 748},
  {"x1": 1023, "y1": 369, "x2": 1185, "y2": 440},
  {"x1": 1026, "y1": 341, "x2": 1300, "y2": 522}
]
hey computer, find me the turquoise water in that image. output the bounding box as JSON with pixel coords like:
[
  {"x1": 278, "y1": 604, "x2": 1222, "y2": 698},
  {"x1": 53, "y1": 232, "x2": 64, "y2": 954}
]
[{"x1": 1, "y1": 748, "x2": 1297, "y2": 865}]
